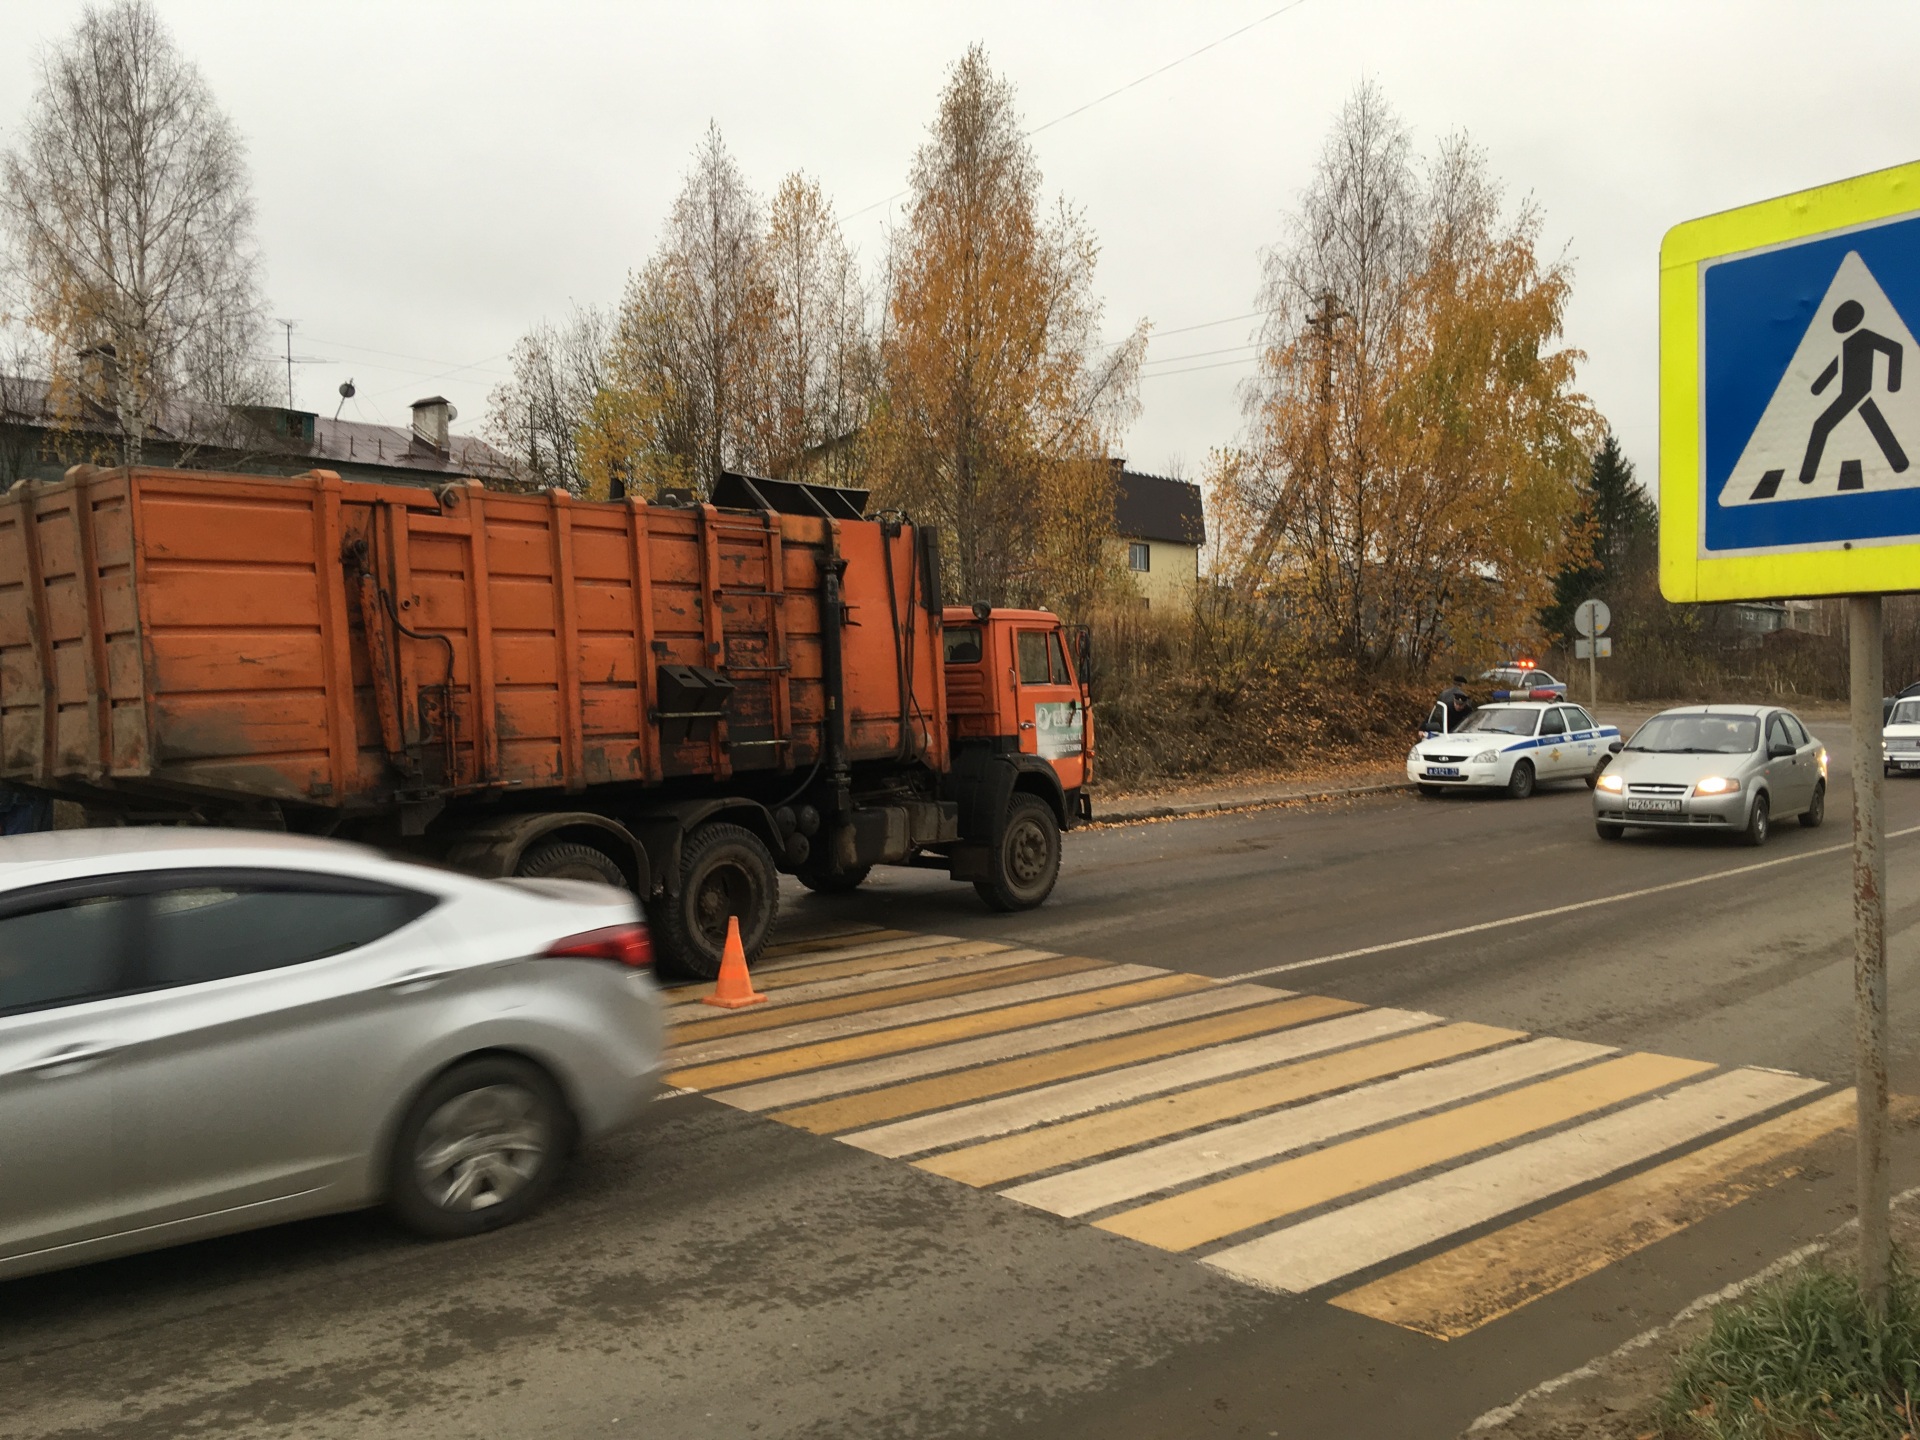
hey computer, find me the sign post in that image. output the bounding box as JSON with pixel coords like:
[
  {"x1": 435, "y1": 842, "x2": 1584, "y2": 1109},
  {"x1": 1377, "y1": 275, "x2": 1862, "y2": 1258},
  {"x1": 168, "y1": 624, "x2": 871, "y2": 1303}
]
[
  {"x1": 1574, "y1": 598, "x2": 1610, "y2": 708},
  {"x1": 1662, "y1": 162, "x2": 1920, "y2": 1309}
]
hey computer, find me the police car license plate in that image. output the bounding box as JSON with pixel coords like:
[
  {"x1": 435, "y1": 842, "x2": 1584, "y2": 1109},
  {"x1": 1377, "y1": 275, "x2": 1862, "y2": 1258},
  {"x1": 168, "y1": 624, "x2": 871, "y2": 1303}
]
[
  {"x1": 1627, "y1": 798, "x2": 1682, "y2": 812},
  {"x1": 1425, "y1": 766, "x2": 1461, "y2": 778}
]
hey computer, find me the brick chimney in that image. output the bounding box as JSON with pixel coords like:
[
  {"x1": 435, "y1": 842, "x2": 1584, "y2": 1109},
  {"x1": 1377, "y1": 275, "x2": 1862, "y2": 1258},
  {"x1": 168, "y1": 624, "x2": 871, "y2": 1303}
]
[{"x1": 410, "y1": 395, "x2": 457, "y2": 453}]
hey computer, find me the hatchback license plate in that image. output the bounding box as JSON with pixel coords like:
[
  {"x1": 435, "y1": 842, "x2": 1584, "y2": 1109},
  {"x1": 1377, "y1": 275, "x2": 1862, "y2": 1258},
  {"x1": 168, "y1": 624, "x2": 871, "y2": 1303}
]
[
  {"x1": 1901, "y1": 761, "x2": 1920, "y2": 771},
  {"x1": 1425, "y1": 766, "x2": 1461, "y2": 778},
  {"x1": 1627, "y1": 797, "x2": 1682, "y2": 813}
]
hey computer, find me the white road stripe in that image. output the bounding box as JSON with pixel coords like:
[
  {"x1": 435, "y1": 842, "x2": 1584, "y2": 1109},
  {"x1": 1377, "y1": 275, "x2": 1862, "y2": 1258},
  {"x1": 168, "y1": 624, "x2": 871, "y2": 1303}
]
[
  {"x1": 705, "y1": 985, "x2": 1286, "y2": 1112},
  {"x1": 667, "y1": 963, "x2": 1167, "y2": 1067},
  {"x1": 1001, "y1": 1038, "x2": 1614, "y2": 1219},
  {"x1": 1220, "y1": 822, "x2": 1920, "y2": 982},
  {"x1": 1205, "y1": 1066, "x2": 1825, "y2": 1294},
  {"x1": 668, "y1": 944, "x2": 1041, "y2": 1018},
  {"x1": 843, "y1": 1007, "x2": 1442, "y2": 1160}
]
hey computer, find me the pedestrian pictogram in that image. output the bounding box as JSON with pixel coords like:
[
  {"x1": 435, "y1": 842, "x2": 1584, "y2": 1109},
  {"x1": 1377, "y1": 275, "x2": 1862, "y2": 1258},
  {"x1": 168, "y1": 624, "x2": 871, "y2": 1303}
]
[{"x1": 1719, "y1": 251, "x2": 1920, "y2": 509}]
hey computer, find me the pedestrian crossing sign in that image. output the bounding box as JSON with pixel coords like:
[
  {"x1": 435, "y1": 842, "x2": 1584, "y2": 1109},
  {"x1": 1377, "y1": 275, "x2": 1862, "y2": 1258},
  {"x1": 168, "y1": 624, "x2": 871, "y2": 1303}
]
[{"x1": 1661, "y1": 159, "x2": 1920, "y2": 600}]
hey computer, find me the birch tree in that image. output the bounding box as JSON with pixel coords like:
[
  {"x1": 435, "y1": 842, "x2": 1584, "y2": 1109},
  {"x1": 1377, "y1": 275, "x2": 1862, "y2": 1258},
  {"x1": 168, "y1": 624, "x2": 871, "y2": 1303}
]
[{"x1": 0, "y1": 0, "x2": 272, "y2": 460}]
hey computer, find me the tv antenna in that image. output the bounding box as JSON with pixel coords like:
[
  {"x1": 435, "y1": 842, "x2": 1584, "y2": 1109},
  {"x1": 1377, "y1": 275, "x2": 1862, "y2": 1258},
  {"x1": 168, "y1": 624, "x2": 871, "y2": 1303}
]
[{"x1": 335, "y1": 379, "x2": 356, "y2": 421}]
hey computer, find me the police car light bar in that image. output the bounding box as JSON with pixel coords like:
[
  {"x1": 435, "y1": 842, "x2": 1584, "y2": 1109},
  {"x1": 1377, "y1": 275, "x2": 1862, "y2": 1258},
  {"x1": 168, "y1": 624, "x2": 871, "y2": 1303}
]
[{"x1": 1490, "y1": 687, "x2": 1562, "y2": 701}]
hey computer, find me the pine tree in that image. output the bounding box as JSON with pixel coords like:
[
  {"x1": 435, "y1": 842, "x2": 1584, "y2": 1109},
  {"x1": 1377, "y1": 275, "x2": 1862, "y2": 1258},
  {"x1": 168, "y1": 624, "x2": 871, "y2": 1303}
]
[{"x1": 1544, "y1": 432, "x2": 1656, "y2": 637}]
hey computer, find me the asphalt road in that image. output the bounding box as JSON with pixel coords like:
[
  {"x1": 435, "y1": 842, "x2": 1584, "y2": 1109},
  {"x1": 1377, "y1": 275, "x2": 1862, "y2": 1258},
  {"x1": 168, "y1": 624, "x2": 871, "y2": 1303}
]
[{"x1": 7, "y1": 711, "x2": 1919, "y2": 1440}]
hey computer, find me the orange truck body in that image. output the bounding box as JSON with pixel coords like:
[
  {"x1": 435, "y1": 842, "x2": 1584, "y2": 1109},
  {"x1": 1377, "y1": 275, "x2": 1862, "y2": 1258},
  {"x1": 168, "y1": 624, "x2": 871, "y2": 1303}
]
[{"x1": 0, "y1": 465, "x2": 1091, "y2": 973}]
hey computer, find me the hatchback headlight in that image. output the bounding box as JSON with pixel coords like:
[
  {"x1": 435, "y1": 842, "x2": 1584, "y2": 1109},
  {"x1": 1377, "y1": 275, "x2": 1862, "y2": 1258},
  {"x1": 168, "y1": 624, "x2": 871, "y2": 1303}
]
[
  {"x1": 1596, "y1": 773, "x2": 1625, "y2": 793},
  {"x1": 1471, "y1": 749, "x2": 1499, "y2": 764},
  {"x1": 1693, "y1": 776, "x2": 1741, "y2": 795}
]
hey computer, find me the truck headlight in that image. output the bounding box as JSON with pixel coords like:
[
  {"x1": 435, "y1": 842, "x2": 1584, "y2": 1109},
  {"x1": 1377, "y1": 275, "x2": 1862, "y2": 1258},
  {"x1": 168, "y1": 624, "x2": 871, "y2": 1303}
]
[
  {"x1": 1471, "y1": 749, "x2": 1499, "y2": 764},
  {"x1": 1693, "y1": 776, "x2": 1741, "y2": 795},
  {"x1": 1596, "y1": 773, "x2": 1625, "y2": 793}
]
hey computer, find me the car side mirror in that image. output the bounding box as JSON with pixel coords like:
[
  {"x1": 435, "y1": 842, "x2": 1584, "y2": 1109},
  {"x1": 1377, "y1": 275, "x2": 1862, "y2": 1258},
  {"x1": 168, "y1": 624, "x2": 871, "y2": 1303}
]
[
  {"x1": 1769, "y1": 742, "x2": 1796, "y2": 759},
  {"x1": 1609, "y1": 740, "x2": 1624, "y2": 754}
]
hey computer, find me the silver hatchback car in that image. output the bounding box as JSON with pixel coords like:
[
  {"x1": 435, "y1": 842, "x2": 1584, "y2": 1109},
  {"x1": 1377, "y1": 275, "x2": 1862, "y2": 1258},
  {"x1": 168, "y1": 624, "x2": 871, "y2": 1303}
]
[
  {"x1": 1592, "y1": 705, "x2": 1828, "y2": 845},
  {"x1": 0, "y1": 830, "x2": 663, "y2": 1281}
]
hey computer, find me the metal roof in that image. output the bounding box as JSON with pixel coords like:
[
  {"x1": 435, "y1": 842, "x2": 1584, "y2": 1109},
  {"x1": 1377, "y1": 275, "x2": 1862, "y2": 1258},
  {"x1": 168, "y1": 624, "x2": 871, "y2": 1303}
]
[{"x1": 1113, "y1": 466, "x2": 1206, "y2": 545}]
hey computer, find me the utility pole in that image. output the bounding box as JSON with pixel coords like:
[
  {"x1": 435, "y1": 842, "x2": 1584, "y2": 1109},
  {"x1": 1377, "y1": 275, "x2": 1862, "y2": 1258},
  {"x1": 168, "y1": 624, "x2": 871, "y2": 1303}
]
[{"x1": 278, "y1": 319, "x2": 295, "y2": 410}]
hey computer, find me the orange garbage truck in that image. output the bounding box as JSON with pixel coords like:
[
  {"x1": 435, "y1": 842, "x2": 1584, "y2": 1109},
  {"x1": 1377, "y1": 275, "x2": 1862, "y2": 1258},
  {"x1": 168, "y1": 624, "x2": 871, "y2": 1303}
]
[{"x1": 0, "y1": 465, "x2": 1095, "y2": 976}]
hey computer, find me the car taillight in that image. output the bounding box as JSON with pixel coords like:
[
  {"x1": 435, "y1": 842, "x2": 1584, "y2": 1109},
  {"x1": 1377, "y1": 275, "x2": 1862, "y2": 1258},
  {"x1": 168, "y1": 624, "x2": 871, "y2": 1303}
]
[{"x1": 544, "y1": 923, "x2": 652, "y2": 968}]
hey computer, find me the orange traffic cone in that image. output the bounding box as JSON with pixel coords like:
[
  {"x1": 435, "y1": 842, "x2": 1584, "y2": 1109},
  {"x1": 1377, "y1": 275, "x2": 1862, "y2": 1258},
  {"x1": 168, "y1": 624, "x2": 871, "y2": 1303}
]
[{"x1": 701, "y1": 916, "x2": 767, "y2": 1009}]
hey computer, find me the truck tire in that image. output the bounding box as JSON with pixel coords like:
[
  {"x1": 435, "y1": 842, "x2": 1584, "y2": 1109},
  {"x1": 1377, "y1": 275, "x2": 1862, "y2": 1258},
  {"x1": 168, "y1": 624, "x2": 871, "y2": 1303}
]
[
  {"x1": 654, "y1": 822, "x2": 778, "y2": 979},
  {"x1": 797, "y1": 864, "x2": 870, "y2": 896},
  {"x1": 515, "y1": 840, "x2": 626, "y2": 888},
  {"x1": 973, "y1": 794, "x2": 1061, "y2": 913}
]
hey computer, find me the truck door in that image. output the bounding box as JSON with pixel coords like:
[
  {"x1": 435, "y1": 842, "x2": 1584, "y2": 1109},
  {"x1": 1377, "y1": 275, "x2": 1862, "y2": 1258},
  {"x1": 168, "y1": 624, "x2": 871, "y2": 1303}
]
[{"x1": 1014, "y1": 626, "x2": 1087, "y2": 791}]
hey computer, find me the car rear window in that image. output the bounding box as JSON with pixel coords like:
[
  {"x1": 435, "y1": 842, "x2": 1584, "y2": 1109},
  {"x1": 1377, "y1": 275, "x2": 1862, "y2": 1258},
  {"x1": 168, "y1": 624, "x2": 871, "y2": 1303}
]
[{"x1": 145, "y1": 883, "x2": 436, "y2": 988}]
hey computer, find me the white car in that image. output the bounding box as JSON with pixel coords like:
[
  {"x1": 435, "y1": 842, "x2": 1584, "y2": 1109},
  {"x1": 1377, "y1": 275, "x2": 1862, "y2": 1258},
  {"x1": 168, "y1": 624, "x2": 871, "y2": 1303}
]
[
  {"x1": 0, "y1": 829, "x2": 663, "y2": 1281},
  {"x1": 1408, "y1": 701, "x2": 1622, "y2": 799},
  {"x1": 1886, "y1": 696, "x2": 1920, "y2": 776}
]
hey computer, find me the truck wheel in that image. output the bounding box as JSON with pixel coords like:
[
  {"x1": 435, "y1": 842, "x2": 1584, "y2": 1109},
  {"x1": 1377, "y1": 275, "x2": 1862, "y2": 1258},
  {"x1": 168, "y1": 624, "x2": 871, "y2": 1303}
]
[
  {"x1": 797, "y1": 864, "x2": 870, "y2": 896},
  {"x1": 515, "y1": 840, "x2": 625, "y2": 888},
  {"x1": 973, "y1": 794, "x2": 1060, "y2": 913},
  {"x1": 655, "y1": 823, "x2": 778, "y2": 980}
]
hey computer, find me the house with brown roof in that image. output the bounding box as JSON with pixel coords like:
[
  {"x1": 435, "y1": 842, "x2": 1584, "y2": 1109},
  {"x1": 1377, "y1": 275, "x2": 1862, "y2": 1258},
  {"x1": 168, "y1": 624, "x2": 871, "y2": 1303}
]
[{"x1": 1110, "y1": 462, "x2": 1205, "y2": 611}]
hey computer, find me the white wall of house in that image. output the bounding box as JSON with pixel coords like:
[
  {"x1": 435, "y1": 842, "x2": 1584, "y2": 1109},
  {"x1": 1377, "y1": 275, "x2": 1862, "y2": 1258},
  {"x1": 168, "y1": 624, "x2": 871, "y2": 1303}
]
[{"x1": 1111, "y1": 536, "x2": 1200, "y2": 611}]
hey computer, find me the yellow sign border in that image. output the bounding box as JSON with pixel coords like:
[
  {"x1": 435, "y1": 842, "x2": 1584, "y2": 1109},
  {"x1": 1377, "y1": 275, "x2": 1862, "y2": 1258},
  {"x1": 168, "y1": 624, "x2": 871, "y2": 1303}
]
[{"x1": 1660, "y1": 159, "x2": 1920, "y2": 602}]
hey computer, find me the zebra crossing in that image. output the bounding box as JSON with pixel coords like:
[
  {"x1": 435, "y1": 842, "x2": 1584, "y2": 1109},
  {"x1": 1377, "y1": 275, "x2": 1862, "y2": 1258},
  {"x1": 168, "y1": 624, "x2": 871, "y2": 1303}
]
[{"x1": 662, "y1": 924, "x2": 1853, "y2": 1340}]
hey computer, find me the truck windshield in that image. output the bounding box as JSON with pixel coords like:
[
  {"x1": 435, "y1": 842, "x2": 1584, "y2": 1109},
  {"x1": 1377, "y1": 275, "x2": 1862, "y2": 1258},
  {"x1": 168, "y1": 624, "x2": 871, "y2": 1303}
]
[
  {"x1": 1454, "y1": 707, "x2": 1537, "y2": 736},
  {"x1": 1627, "y1": 714, "x2": 1759, "y2": 754},
  {"x1": 943, "y1": 627, "x2": 982, "y2": 664}
]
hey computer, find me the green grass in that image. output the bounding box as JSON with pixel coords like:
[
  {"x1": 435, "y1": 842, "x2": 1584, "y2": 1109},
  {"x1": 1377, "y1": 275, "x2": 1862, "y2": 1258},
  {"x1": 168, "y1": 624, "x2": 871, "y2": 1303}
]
[{"x1": 1663, "y1": 1256, "x2": 1920, "y2": 1439}]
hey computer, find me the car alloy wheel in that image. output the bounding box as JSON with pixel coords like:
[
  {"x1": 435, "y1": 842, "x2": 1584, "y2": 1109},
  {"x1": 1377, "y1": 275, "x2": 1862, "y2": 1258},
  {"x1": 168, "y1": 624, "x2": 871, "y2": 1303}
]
[
  {"x1": 414, "y1": 1083, "x2": 550, "y2": 1213},
  {"x1": 387, "y1": 1056, "x2": 572, "y2": 1238},
  {"x1": 1743, "y1": 794, "x2": 1770, "y2": 848}
]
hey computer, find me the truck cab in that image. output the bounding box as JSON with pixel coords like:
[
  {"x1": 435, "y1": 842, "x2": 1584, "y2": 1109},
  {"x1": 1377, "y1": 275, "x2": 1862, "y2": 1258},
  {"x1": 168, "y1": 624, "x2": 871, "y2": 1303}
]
[{"x1": 941, "y1": 604, "x2": 1094, "y2": 817}]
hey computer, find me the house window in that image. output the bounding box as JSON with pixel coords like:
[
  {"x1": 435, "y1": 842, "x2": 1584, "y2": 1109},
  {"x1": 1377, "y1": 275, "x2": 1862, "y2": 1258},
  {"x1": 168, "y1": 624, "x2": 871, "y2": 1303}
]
[{"x1": 1127, "y1": 542, "x2": 1150, "y2": 573}]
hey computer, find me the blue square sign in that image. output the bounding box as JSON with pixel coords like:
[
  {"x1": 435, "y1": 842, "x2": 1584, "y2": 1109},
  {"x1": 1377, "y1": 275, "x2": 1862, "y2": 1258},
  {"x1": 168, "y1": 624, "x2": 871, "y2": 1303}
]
[{"x1": 1662, "y1": 161, "x2": 1920, "y2": 601}]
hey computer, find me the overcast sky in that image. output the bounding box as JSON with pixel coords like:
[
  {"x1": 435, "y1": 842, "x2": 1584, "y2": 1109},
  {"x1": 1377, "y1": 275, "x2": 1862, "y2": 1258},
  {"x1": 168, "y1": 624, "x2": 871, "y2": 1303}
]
[{"x1": 3, "y1": 0, "x2": 1918, "y2": 498}]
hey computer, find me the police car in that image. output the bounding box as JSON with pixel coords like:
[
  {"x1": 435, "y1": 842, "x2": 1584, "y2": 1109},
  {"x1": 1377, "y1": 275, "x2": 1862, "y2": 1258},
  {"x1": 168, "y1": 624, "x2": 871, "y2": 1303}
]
[
  {"x1": 1478, "y1": 660, "x2": 1567, "y2": 698},
  {"x1": 1407, "y1": 700, "x2": 1621, "y2": 799}
]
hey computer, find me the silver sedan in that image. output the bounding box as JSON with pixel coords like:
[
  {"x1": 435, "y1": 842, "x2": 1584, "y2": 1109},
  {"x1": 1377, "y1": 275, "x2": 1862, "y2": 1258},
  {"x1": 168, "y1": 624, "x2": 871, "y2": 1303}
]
[
  {"x1": 1591, "y1": 705, "x2": 1827, "y2": 845},
  {"x1": 0, "y1": 829, "x2": 663, "y2": 1281}
]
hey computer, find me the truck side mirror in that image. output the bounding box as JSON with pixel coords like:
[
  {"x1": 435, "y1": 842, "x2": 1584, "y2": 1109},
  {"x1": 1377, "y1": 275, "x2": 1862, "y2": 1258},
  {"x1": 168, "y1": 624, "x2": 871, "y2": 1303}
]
[{"x1": 1072, "y1": 625, "x2": 1091, "y2": 684}]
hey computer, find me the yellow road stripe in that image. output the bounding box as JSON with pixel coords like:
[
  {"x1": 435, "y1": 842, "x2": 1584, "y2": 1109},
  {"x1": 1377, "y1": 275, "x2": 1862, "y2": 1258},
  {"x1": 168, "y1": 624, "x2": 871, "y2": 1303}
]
[
  {"x1": 770, "y1": 994, "x2": 1362, "y2": 1135},
  {"x1": 922, "y1": 1022, "x2": 1522, "y2": 1188},
  {"x1": 1096, "y1": 1051, "x2": 1712, "y2": 1252},
  {"x1": 664, "y1": 939, "x2": 1012, "y2": 1007},
  {"x1": 1330, "y1": 1089, "x2": 1856, "y2": 1338},
  {"x1": 670, "y1": 955, "x2": 1110, "y2": 1043},
  {"x1": 761, "y1": 926, "x2": 901, "y2": 959},
  {"x1": 667, "y1": 973, "x2": 1210, "y2": 1092}
]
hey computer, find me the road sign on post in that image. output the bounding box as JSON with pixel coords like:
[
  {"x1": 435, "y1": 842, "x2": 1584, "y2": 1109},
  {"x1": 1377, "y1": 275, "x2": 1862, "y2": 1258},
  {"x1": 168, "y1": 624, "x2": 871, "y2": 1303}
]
[
  {"x1": 1575, "y1": 599, "x2": 1610, "y2": 705},
  {"x1": 1662, "y1": 161, "x2": 1917, "y2": 1312}
]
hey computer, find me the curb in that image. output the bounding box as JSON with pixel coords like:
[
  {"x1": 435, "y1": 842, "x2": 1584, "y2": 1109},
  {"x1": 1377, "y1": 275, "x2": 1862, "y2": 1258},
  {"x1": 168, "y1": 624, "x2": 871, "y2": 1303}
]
[{"x1": 1094, "y1": 779, "x2": 1412, "y2": 826}]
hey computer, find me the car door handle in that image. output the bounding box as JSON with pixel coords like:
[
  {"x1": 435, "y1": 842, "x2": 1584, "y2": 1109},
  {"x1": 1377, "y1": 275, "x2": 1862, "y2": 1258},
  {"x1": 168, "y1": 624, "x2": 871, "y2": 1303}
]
[
  {"x1": 11, "y1": 1042, "x2": 121, "y2": 1077},
  {"x1": 383, "y1": 967, "x2": 460, "y2": 992}
]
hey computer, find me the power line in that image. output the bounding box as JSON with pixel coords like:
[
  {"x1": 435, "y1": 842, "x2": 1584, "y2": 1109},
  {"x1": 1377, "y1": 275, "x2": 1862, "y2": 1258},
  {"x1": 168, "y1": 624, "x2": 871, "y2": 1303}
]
[
  {"x1": 1139, "y1": 354, "x2": 1263, "y2": 381},
  {"x1": 1140, "y1": 341, "x2": 1263, "y2": 369},
  {"x1": 844, "y1": 2, "x2": 1310, "y2": 223}
]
